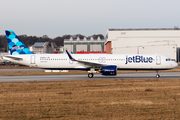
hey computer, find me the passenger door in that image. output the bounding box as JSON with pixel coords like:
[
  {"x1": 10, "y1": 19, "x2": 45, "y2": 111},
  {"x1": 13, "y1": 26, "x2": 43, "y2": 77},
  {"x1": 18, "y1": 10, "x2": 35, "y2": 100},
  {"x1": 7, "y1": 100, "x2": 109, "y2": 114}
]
[
  {"x1": 156, "y1": 56, "x2": 161, "y2": 65},
  {"x1": 31, "y1": 55, "x2": 35, "y2": 64}
]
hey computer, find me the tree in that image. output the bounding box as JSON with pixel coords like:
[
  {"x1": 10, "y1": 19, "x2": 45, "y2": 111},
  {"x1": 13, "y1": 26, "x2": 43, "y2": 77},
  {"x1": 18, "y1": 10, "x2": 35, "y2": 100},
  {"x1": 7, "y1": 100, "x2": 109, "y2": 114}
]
[{"x1": 0, "y1": 33, "x2": 104, "y2": 52}]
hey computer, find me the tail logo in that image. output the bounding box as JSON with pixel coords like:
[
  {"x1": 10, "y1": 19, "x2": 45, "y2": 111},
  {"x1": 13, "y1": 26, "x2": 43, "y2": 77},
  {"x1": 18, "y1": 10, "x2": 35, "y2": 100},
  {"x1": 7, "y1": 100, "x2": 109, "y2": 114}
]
[{"x1": 5, "y1": 30, "x2": 33, "y2": 55}]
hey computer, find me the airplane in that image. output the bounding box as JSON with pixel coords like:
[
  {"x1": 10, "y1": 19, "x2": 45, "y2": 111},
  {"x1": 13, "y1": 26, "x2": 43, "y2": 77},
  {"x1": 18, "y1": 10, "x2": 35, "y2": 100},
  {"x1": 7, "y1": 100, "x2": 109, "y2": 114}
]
[{"x1": 3, "y1": 30, "x2": 178, "y2": 78}]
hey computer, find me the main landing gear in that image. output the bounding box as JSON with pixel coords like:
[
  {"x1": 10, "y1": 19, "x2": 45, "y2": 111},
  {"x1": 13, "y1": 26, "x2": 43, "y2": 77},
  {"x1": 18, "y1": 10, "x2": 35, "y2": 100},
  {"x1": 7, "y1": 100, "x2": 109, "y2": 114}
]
[
  {"x1": 88, "y1": 73, "x2": 94, "y2": 78},
  {"x1": 88, "y1": 68, "x2": 96, "y2": 78},
  {"x1": 156, "y1": 70, "x2": 160, "y2": 78}
]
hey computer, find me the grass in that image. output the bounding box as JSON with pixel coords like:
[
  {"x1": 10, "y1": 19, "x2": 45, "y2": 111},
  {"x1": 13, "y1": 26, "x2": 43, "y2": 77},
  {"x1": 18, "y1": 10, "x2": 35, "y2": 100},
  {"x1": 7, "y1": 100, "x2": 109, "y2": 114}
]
[
  {"x1": 0, "y1": 66, "x2": 179, "y2": 119},
  {"x1": 0, "y1": 78, "x2": 180, "y2": 119}
]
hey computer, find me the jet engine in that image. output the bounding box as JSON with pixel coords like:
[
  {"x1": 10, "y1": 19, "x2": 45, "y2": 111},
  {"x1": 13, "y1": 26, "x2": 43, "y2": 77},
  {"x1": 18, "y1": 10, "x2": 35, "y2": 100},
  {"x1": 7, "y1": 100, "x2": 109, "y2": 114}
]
[{"x1": 101, "y1": 65, "x2": 117, "y2": 75}]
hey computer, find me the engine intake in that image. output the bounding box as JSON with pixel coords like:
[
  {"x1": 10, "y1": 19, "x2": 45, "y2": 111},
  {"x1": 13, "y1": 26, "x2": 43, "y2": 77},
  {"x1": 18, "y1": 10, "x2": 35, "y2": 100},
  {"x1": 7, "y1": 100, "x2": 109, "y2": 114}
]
[{"x1": 101, "y1": 65, "x2": 117, "y2": 75}]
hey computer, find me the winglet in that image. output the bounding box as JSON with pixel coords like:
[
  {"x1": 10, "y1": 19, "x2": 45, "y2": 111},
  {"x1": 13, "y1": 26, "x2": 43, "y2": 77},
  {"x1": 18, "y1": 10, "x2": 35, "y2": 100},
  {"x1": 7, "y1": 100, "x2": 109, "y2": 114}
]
[{"x1": 66, "y1": 50, "x2": 75, "y2": 61}]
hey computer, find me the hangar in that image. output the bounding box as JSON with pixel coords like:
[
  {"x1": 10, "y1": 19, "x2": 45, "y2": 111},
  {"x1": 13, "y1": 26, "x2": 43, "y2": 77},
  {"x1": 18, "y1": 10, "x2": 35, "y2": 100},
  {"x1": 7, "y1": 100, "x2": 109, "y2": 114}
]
[
  {"x1": 64, "y1": 36, "x2": 105, "y2": 53},
  {"x1": 105, "y1": 28, "x2": 180, "y2": 62}
]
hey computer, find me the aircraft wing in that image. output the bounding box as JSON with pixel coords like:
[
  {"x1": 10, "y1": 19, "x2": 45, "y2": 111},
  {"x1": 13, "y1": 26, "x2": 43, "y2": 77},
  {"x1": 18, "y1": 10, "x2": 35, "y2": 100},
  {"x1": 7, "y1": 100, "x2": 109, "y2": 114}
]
[
  {"x1": 66, "y1": 50, "x2": 106, "y2": 68},
  {"x1": 3, "y1": 56, "x2": 23, "y2": 61}
]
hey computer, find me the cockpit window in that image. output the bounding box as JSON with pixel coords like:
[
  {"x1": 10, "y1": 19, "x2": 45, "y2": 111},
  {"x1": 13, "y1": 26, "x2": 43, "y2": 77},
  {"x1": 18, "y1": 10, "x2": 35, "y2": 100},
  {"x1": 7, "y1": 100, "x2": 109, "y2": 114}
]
[{"x1": 166, "y1": 58, "x2": 173, "y2": 61}]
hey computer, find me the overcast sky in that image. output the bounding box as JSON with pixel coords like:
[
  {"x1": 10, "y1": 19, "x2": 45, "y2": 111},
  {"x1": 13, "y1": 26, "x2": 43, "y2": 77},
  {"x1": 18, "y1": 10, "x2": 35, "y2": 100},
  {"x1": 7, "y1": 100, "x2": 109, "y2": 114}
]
[{"x1": 1, "y1": 0, "x2": 180, "y2": 38}]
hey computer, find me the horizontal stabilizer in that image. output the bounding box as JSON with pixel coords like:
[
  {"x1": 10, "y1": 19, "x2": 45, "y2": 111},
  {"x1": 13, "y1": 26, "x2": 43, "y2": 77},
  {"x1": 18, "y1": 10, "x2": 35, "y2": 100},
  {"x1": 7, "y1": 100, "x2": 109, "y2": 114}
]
[{"x1": 3, "y1": 56, "x2": 23, "y2": 61}]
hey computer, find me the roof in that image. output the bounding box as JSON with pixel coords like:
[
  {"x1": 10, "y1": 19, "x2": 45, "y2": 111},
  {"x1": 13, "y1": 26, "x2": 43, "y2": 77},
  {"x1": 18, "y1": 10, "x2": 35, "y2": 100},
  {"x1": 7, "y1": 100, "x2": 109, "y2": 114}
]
[
  {"x1": 109, "y1": 28, "x2": 180, "y2": 31},
  {"x1": 32, "y1": 42, "x2": 46, "y2": 47}
]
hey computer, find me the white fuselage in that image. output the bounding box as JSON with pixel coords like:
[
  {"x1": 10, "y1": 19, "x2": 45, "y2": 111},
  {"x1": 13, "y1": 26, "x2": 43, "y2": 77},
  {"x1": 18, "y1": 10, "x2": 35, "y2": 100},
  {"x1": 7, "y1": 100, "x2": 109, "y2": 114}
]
[{"x1": 3, "y1": 54, "x2": 178, "y2": 70}]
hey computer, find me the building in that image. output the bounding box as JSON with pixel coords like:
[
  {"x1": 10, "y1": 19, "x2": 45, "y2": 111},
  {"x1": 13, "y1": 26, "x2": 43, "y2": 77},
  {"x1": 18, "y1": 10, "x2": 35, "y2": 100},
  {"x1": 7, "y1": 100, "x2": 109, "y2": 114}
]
[
  {"x1": 105, "y1": 28, "x2": 180, "y2": 62},
  {"x1": 64, "y1": 36, "x2": 105, "y2": 53},
  {"x1": 30, "y1": 42, "x2": 63, "y2": 54}
]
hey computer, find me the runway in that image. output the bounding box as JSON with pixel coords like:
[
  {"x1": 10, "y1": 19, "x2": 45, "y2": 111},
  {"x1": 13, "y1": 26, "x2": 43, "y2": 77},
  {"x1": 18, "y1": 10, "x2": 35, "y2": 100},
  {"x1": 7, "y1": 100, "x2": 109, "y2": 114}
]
[
  {"x1": 0, "y1": 72, "x2": 180, "y2": 82},
  {"x1": 0, "y1": 69, "x2": 44, "y2": 73}
]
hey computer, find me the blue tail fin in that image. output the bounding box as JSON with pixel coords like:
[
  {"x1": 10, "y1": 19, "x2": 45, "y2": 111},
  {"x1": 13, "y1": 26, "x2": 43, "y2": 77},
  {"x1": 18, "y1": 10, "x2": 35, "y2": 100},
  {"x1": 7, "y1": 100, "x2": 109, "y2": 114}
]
[{"x1": 5, "y1": 30, "x2": 33, "y2": 55}]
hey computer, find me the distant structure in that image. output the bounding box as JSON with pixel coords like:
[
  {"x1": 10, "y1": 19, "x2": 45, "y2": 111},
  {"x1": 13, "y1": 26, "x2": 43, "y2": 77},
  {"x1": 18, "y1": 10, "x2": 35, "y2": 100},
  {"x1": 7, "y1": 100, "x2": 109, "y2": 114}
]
[
  {"x1": 30, "y1": 42, "x2": 63, "y2": 54},
  {"x1": 64, "y1": 36, "x2": 105, "y2": 53},
  {"x1": 105, "y1": 27, "x2": 180, "y2": 62}
]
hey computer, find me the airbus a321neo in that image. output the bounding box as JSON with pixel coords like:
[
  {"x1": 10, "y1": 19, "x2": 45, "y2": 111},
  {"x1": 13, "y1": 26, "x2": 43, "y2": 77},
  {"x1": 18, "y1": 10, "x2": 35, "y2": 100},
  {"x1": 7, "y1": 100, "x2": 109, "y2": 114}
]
[{"x1": 3, "y1": 30, "x2": 178, "y2": 78}]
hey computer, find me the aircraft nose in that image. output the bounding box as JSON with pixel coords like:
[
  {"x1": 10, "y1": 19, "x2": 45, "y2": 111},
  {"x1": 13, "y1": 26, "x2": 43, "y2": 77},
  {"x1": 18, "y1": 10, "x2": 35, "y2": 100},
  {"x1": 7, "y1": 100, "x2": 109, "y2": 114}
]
[{"x1": 172, "y1": 62, "x2": 178, "y2": 68}]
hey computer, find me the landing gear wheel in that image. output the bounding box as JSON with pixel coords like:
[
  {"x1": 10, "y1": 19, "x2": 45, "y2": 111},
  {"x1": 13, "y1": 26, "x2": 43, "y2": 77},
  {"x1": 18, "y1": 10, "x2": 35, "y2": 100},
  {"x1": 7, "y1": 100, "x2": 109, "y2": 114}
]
[
  {"x1": 88, "y1": 73, "x2": 94, "y2": 78},
  {"x1": 155, "y1": 70, "x2": 160, "y2": 78},
  {"x1": 156, "y1": 74, "x2": 160, "y2": 78}
]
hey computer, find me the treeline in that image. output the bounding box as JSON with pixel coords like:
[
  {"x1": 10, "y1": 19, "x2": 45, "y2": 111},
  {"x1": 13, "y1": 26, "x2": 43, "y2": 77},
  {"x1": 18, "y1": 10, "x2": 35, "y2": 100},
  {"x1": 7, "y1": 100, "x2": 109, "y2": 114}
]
[{"x1": 0, "y1": 34, "x2": 104, "y2": 52}]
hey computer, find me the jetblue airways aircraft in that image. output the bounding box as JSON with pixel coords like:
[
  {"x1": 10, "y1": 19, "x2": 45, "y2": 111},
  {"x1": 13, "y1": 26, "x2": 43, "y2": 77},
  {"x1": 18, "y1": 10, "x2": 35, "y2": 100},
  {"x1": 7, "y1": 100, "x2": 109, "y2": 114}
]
[{"x1": 3, "y1": 30, "x2": 178, "y2": 78}]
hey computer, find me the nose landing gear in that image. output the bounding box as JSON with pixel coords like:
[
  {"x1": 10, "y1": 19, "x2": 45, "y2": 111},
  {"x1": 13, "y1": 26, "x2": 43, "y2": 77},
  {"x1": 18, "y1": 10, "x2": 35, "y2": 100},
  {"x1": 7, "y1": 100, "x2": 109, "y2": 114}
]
[{"x1": 156, "y1": 70, "x2": 160, "y2": 78}]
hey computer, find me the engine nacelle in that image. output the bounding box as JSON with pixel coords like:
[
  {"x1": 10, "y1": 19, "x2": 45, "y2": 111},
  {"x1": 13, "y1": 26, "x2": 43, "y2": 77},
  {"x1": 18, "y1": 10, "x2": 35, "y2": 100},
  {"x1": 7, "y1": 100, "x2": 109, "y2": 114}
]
[{"x1": 101, "y1": 65, "x2": 117, "y2": 75}]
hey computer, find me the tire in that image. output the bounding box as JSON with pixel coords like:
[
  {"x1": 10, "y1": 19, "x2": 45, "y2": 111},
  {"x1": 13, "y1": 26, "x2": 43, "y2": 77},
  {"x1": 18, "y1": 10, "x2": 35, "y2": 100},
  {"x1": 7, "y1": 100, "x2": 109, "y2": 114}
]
[
  {"x1": 88, "y1": 73, "x2": 94, "y2": 78},
  {"x1": 156, "y1": 74, "x2": 160, "y2": 78}
]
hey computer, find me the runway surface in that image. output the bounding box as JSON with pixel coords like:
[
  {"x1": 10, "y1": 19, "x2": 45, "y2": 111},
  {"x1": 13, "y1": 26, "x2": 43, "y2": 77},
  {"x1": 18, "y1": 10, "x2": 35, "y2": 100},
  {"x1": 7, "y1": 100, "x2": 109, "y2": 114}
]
[
  {"x1": 0, "y1": 69, "x2": 44, "y2": 73},
  {"x1": 0, "y1": 72, "x2": 180, "y2": 82}
]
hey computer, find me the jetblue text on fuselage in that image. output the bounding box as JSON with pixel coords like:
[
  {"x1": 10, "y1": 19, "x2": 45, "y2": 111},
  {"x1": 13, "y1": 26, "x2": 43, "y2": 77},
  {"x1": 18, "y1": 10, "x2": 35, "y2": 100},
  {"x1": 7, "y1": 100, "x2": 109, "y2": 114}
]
[{"x1": 125, "y1": 55, "x2": 153, "y2": 64}]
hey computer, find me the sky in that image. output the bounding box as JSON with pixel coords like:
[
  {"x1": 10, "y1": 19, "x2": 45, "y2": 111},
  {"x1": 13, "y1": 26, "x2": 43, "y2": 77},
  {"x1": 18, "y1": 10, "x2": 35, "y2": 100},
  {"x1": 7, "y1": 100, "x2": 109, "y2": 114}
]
[{"x1": 1, "y1": 0, "x2": 180, "y2": 38}]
